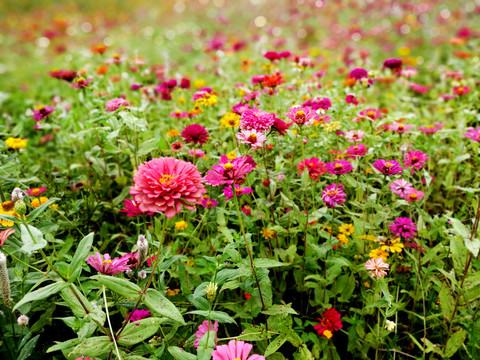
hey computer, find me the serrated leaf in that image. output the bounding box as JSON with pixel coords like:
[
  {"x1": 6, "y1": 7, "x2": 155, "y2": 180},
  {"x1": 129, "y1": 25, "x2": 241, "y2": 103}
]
[
  {"x1": 14, "y1": 281, "x2": 69, "y2": 311},
  {"x1": 92, "y1": 274, "x2": 142, "y2": 299},
  {"x1": 144, "y1": 288, "x2": 185, "y2": 324},
  {"x1": 117, "y1": 317, "x2": 163, "y2": 346}
]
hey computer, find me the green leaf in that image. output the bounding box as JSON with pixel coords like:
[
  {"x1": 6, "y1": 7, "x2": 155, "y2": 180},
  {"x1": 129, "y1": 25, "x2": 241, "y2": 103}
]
[
  {"x1": 447, "y1": 217, "x2": 470, "y2": 238},
  {"x1": 444, "y1": 330, "x2": 467, "y2": 358},
  {"x1": 117, "y1": 317, "x2": 163, "y2": 346},
  {"x1": 197, "y1": 330, "x2": 216, "y2": 360},
  {"x1": 439, "y1": 285, "x2": 454, "y2": 322},
  {"x1": 254, "y1": 258, "x2": 288, "y2": 268},
  {"x1": 187, "y1": 310, "x2": 236, "y2": 324},
  {"x1": 144, "y1": 288, "x2": 185, "y2": 324},
  {"x1": 60, "y1": 285, "x2": 94, "y2": 318},
  {"x1": 70, "y1": 336, "x2": 113, "y2": 357},
  {"x1": 167, "y1": 346, "x2": 197, "y2": 360},
  {"x1": 262, "y1": 304, "x2": 298, "y2": 316},
  {"x1": 20, "y1": 224, "x2": 47, "y2": 255},
  {"x1": 465, "y1": 237, "x2": 480, "y2": 258},
  {"x1": 92, "y1": 275, "x2": 142, "y2": 299},
  {"x1": 14, "y1": 281, "x2": 69, "y2": 311},
  {"x1": 46, "y1": 338, "x2": 81, "y2": 353},
  {"x1": 68, "y1": 233, "x2": 94, "y2": 282},
  {"x1": 264, "y1": 333, "x2": 287, "y2": 357},
  {"x1": 0, "y1": 214, "x2": 21, "y2": 225},
  {"x1": 27, "y1": 198, "x2": 60, "y2": 222},
  {"x1": 17, "y1": 334, "x2": 40, "y2": 360}
]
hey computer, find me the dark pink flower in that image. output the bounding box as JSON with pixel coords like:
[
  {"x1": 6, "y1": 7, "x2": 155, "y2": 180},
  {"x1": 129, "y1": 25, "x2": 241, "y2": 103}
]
[
  {"x1": 419, "y1": 122, "x2": 444, "y2": 134},
  {"x1": 322, "y1": 183, "x2": 347, "y2": 208},
  {"x1": 85, "y1": 252, "x2": 130, "y2": 275},
  {"x1": 464, "y1": 127, "x2": 480, "y2": 142},
  {"x1": 130, "y1": 157, "x2": 206, "y2": 218},
  {"x1": 194, "y1": 320, "x2": 218, "y2": 348},
  {"x1": 383, "y1": 58, "x2": 403, "y2": 73},
  {"x1": 26, "y1": 187, "x2": 47, "y2": 196},
  {"x1": 126, "y1": 309, "x2": 151, "y2": 322},
  {"x1": 181, "y1": 124, "x2": 209, "y2": 145},
  {"x1": 49, "y1": 69, "x2": 77, "y2": 82},
  {"x1": 201, "y1": 197, "x2": 218, "y2": 208},
  {"x1": 33, "y1": 106, "x2": 55, "y2": 121},
  {"x1": 389, "y1": 218, "x2": 417, "y2": 240},
  {"x1": 303, "y1": 97, "x2": 331, "y2": 111},
  {"x1": 285, "y1": 106, "x2": 316, "y2": 126},
  {"x1": 389, "y1": 123, "x2": 414, "y2": 133},
  {"x1": 240, "y1": 107, "x2": 275, "y2": 132},
  {"x1": 345, "y1": 94, "x2": 359, "y2": 105},
  {"x1": 349, "y1": 68, "x2": 368, "y2": 80},
  {"x1": 204, "y1": 155, "x2": 256, "y2": 186},
  {"x1": 71, "y1": 78, "x2": 92, "y2": 88},
  {"x1": 272, "y1": 116, "x2": 290, "y2": 136},
  {"x1": 453, "y1": 86, "x2": 471, "y2": 96},
  {"x1": 224, "y1": 184, "x2": 254, "y2": 200},
  {"x1": 105, "y1": 98, "x2": 129, "y2": 112},
  {"x1": 0, "y1": 228, "x2": 15, "y2": 246},
  {"x1": 372, "y1": 159, "x2": 403, "y2": 176},
  {"x1": 404, "y1": 151, "x2": 429, "y2": 173},
  {"x1": 326, "y1": 160, "x2": 353, "y2": 175},
  {"x1": 346, "y1": 144, "x2": 367, "y2": 158},
  {"x1": 120, "y1": 198, "x2": 154, "y2": 217}
]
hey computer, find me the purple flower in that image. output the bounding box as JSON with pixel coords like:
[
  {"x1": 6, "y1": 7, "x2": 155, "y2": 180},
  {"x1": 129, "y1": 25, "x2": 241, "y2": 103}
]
[
  {"x1": 389, "y1": 218, "x2": 417, "y2": 240},
  {"x1": 224, "y1": 184, "x2": 254, "y2": 200},
  {"x1": 322, "y1": 183, "x2": 347, "y2": 208},
  {"x1": 372, "y1": 159, "x2": 403, "y2": 176},
  {"x1": 390, "y1": 179, "x2": 413, "y2": 197},
  {"x1": 326, "y1": 160, "x2": 354, "y2": 175}
]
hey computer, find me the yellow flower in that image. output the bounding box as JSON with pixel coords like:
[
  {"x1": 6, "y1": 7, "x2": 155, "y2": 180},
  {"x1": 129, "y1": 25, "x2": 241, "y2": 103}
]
[
  {"x1": 190, "y1": 105, "x2": 203, "y2": 115},
  {"x1": 291, "y1": 129, "x2": 298, "y2": 135},
  {"x1": 195, "y1": 93, "x2": 217, "y2": 106},
  {"x1": 226, "y1": 151, "x2": 237, "y2": 160},
  {"x1": 337, "y1": 233, "x2": 349, "y2": 245},
  {"x1": 322, "y1": 330, "x2": 333, "y2": 339},
  {"x1": 193, "y1": 80, "x2": 206, "y2": 88},
  {"x1": 175, "y1": 221, "x2": 188, "y2": 230},
  {"x1": 323, "y1": 121, "x2": 341, "y2": 132},
  {"x1": 359, "y1": 234, "x2": 377, "y2": 242},
  {"x1": 322, "y1": 226, "x2": 332, "y2": 235},
  {"x1": 166, "y1": 288, "x2": 180, "y2": 296},
  {"x1": 167, "y1": 129, "x2": 180, "y2": 137},
  {"x1": 339, "y1": 224, "x2": 354, "y2": 236},
  {"x1": 261, "y1": 227, "x2": 275, "y2": 239},
  {"x1": 364, "y1": 281, "x2": 370, "y2": 288},
  {"x1": 5, "y1": 137, "x2": 27, "y2": 150},
  {"x1": 0, "y1": 201, "x2": 21, "y2": 226},
  {"x1": 31, "y1": 197, "x2": 49, "y2": 209},
  {"x1": 364, "y1": 168, "x2": 373, "y2": 174},
  {"x1": 369, "y1": 248, "x2": 389, "y2": 261},
  {"x1": 380, "y1": 237, "x2": 404, "y2": 253},
  {"x1": 177, "y1": 97, "x2": 185, "y2": 103},
  {"x1": 220, "y1": 112, "x2": 240, "y2": 128}
]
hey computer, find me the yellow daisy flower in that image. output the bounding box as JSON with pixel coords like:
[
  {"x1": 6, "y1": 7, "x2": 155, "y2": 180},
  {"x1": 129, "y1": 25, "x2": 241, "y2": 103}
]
[
  {"x1": 175, "y1": 221, "x2": 188, "y2": 231},
  {"x1": 380, "y1": 237, "x2": 404, "y2": 253},
  {"x1": 5, "y1": 137, "x2": 27, "y2": 150},
  {"x1": 339, "y1": 224, "x2": 354, "y2": 236}
]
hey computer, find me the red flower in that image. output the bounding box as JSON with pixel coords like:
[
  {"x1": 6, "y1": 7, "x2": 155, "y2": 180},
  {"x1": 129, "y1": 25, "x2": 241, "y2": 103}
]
[
  {"x1": 181, "y1": 124, "x2": 209, "y2": 145},
  {"x1": 244, "y1": 292, "x2": 252, "y2": 300},
  {"x1": 314, "y1": 308, "x2": 343, "y2": 338}
]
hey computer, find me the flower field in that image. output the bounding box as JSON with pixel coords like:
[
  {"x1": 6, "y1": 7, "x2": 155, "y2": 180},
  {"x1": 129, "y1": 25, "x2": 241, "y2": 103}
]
[{"x1": 1, "y1": 1, "x2": 480, "y2": 359}]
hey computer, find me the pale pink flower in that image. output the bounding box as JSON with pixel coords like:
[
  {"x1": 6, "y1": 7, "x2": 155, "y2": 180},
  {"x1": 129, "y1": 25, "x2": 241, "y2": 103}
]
[
  {"x1": 402, "y1": 188, "x2": 424, "y2": 202},
  {"x1": 236, "y1": 129, "x2": 266, "y2": 150},
  {"x1": 285, "y1": 106, "x2": 316, "y2": 126},
  {"x1": 189, "y1": 149, "x2": 206, "y2": 158},
  {"x1": 345, "y1": 130, "x2": 365, "y2": 142},
  {"x1": 0, "y1": 228, "x2": 15, "y2": 246},
  {"x1": 364, "y1": 258, "x2": 389, "y2": 279},
  {"x1": 389, "y1": 123, "x2": 414, "y2": 133},
  {"x1": 390, "y1": 179, "x2": 413, "y2": 197},
  {"x1": 105, "y1": 98, "x2": 130, "y2": 112}
]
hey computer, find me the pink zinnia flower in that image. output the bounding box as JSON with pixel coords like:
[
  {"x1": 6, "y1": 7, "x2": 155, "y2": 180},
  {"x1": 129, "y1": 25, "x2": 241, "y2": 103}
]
[
  {"x1": 26, "y1": 187, "x2": 47, "y2": 196},
  {"x1": 390, "y1": 179, "x2": 413, "y2": 197},
  {"x1": 453, "y1": 86, "x2": 470, "y2": 96},
  {"x1": 236, "y1": 129, "x2": 266, "y2": 151},
  {"x1": 71, "y1": 78, "x2": 92, "y2": 88},
  {"x1": 211, "y1": 340, "x2": 265, "y2": 360},
  {"x1": 194, "y1": 320, "x2": 218, "y2": 348},
  {"x1": 409, "y1": 83, "x2": 430, "y2": 94},
  {"x1": 126, "y1": 309, "x2": 151, "y2": 322},
  {"x1": 0, "y1": 228, "x2": 15, "y2": 246},
  {"x1": 85, "y1": 252, "x2": 130, "y2": 275},
  {"x1": 372, "y1": 159, "x2": 403, "y2": 176},
  {"x1": 364, "y1": 258, "x2": 389, "y2": 279},
  {"x1": 189, "y1": 149, "x2": 206, "y2": 158},
  {"x1": 346, "y1": 144, "x2": 367, "y2": 158},
  {"x1": 389, "y1": 123, "x2": 414, "y2": 133},
  {"x1": 201, "y1": 197, "x2": 219, "y2": 208},
  {"x1": 120, "y1": 198, "x2": 154, "y2": 217},
  {"x1": 404, "y1": 150, "x2": 429, "y2": 173},
  {"x1": 389, "y1": 218, "x2": 417, "y2": 240},
  {"x1": 204, "y1": 155, "x2": 256, "y2": 186},
  {"x1": 345, "y1": 94, "x2": 359, "y2": 105},
  {"x1": 383, "y1": 58, "x2": 403, "y2": 73},
  {"x1": 171, "y1": 141, "x2": 184, "y2": 152},
  {"x1": 285, "y1": 106, "x2": 316, "y2": 126},
  {"x1": 105, "y1": 98, "x2": 129, "y2": 112},
  {"x1": 130, "y1": 157, "x2": 206, "y2": 218},
  {"x1": 322, "y1": 183, "x2": 347, "y2": 208},
  {"x1": 302, "y1": 97, "x2": 331, "y2": 111},
  {"x1": 349, "y1": 68, "x2": 368, "y2": 80},
  {"x1": 402, "y1": 188, "x2": 424, "y2": 202},
  {"x1": 224, "y1": 184, "x2": 254, "y2": 200},
  {"x1": 241, "y1": 204, "x2": 251, "y2": 215},
  {"x1": 345, "y1": 130, "x2": 365, "y2": 142},
  {"x1": 181, "y1": 124, "x2": 209, "y2": 145},
  {"x1": 464, "y1": 127, "x2": 480, "y2": 142},
  {"x1": 359, "y1": 108, "x2": 381, "y2": 121},
  {"x1": 419, "y1": 122, "x2": 444, "y2": 134},
  {"x1": 170, "y1": 110, "x2": 188, "y2": 118},
  {"x1": 240, "y1": 107, "x2": 275, "y2": 132},
  {"x1": 326, "y1": 160, "x2": 353, "y2": 175},
  {"x1": 297, "y1": 158, "x2": 327, "y2": 181},
  {"x1": 33, "y1": 106, "x2": 55, "y2": 121}
]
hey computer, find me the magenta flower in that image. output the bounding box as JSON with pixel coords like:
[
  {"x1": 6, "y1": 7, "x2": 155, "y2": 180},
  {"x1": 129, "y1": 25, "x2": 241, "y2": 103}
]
[
  {"x1": 194, "y1": 320, "x2": 218, "y2": 348},
  {"x1": 404, "y1": 150, "x2": 429, "y2": 173},
  {"x1": 419, "y1": 122, "x2": 444, "y2": 134},
  {"x1": 297, "y1": 158, "x2": 327, "y2": 181},
  {"x1": 453, "y1": 86, "x2": 470, "y2": 96},
  {"x1": 272, "y1": 116, "x2": 290, "y2": 136},
  {"x1": 364, "y1": 258, "x2": 389, "y2": 279},
  {"x1": 464, "y1": 127, "x2": 480, "y2": 142},
  {"x1": 211, "y1": 340, "x2": 265, "y2": 360},
  {"x1": 240, "y1": 107, "x2": 275, "y2": 132},
  {"x1": 130, "y1": 157, "x2": 206, "y2": 218},
  {"x1": 120, "y1": 198, "x2": 154, "y2": 217},
  {"x1": 358, "y1": 108, "x2": 381, "y2": 121},
  {"x1": 0, "y1": 228, "x2": 15, "y2": 246},
  {"x1": 285, "y1": 106, "x2": 316, "y2": 126},
  {"x1": 236, "y1": 129, "x2": 267, "y2": 151},
  {"x1": 345, "y1": 130, "x2": 365, "y2": 142},
  {"x1": 345, "y1": 94, "x2": 359, "y2": 105},
  {"x1": 71, "y1": 78, "x2": 92, "y2": 88},
  {"x1": 383, "y1": 58, "x2": 403, "y2": 73},
  {"x1": 389, "y1": 123, "x2": 414, "y2": 133},
  {"x1": 402, "y1": 188, "x2": 424, "y2": 202},
  {"x1": 201, "y1": 197, "x2": 219, "y2": 208},
  {"x1": 170, "y1": 110, "x2": 188, "y2": 118},
  {"x1": 390, "y1": 179, "x2": 413, "y2": 197},
  {"x1": 389, "y1": 218, "x2": 417, "y2": 240},
  {"x1": 189, "y1": 149, "x2": 206, "y2": 158},
  {"x1": 126, "y1": 309, "x2": 151, "y2": 322},
  {"x1": 326, "y1": 160, "x2": 353, "y2": 175},
  {"x1": 346, "y1": 144, "x2": 367, "y2": 158},
  {"x1": 181, "y1": 124, "x2": 210, "y2": 145},
  {"x1": 204, "y1": 155, "x2": 256, "y2": 186},
  {"x1": 33, "y1": 106, "x2": 55, "y2": 121},
  {"x1": 303, "y1": 97, "x2": 331, "y2": 111},
  {"x1": 86, "y1": 252, "x2": 130, "y2": 275},
  {"x1": 105, "y1": 98, "x2": 130, "y2": 112},
  {"x1": 26, "y1": 187, "x2": 47, "y2": 196},
  {"x1": 224, "y1": 185, "x2": 254, "y2": 200},
  {"x1": 372, "y1": 159, "x2": 403, "y2": 176},
  {"x1": 322, "y1": 183, "x2": 347, "y2": 208},
  {"x1": 349, "y1": 68, "x2": 368, "y2": 80}
]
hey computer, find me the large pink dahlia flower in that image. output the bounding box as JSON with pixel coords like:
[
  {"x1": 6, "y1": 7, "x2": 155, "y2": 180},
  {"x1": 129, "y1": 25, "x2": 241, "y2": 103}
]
[{"x1": 130, "y1": 157, "x2": 206, "y2": 218}]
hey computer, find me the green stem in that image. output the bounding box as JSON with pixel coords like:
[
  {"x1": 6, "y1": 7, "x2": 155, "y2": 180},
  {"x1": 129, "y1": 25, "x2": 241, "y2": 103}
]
[{"x1": 103, "y1": 285, "x2": 122, "y2": 359}]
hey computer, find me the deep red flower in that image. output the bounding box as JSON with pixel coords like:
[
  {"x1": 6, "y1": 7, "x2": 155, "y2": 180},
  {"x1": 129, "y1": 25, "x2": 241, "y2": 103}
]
[
  {"x1": 313, "y1": 308, "x2": 343, "y2": 338},
  {"x1": 181, "y1": 124, "x2": 209, "y2": 145}
]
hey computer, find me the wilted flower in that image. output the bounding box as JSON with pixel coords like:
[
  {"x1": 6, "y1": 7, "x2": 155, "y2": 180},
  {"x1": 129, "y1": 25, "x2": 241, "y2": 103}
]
[
  {"x1": 17, "y1": 315, "x2": 29, "y2": 327},
  {"x1": 0, "y1": 251, "x2": 11, "y2": 307},
  {"x1": 206, "y1": 282, "x2": 218, "y2": 302}
]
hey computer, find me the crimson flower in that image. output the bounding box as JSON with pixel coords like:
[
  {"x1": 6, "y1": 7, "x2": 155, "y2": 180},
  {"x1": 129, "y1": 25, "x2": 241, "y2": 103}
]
[{"x1": 314, "y1": 308, "x2": 343, "y2": 338}]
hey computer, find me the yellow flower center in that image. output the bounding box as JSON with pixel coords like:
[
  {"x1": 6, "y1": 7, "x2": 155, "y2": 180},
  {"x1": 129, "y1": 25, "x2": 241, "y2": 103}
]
[
  {"x1": 103, "y1": 260, "x2": 112, "y2": 264},
  {"x1": 457, "y1": 87, "x2": 464, "y2": 94},
  {"x1": 334, "y1": 163, "x2": 343, "y2": 170},
  {"x1": 398, "y1": 124, "x2": 404, "y2": 130},
  {"x1": 385, "y1": 162, "x2": 393, "y2": 168},
  {"x1": 247, "y1": 134, "x2": 257, "y2": 142},
  {"x1": 367, "y1": 111, "x2": 375, "y2": 117},
  {"x1": 159, "y1": 174, "x2": 174, "y2": 185},
  {"x1": 224, "y1": 163, "x2": 234, "y2": 170},
  {"x1": 410, "y1": 193, "x2": 417, "y2": 200},
  {"x1": 327, "y1": 190, "x2": 338, "y2": 196}
]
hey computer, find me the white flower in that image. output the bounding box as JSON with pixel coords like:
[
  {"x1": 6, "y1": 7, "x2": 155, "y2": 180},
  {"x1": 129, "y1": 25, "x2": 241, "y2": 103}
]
[{"x1": 385, "y1": 320, "x2": 396, "y2": 331}]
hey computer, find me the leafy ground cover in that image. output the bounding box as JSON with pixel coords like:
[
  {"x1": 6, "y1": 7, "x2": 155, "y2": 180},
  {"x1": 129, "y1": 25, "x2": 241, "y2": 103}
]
[{"x1": 0, "y1": 1, "x2": 479, "y2": 359}]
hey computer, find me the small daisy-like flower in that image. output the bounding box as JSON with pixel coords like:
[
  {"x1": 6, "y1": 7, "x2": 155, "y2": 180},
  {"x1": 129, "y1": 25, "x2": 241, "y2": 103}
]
[
  {"x1": 364, "y1": 258, "x2": 389, "y2": 279},
  {"x1": 31, "y1": 197, "x2": 49, "y2": 209},
  {"x1": 261, "y1": 227, "x2": 276, "y2": 239},
  {"x1": 379, "y1": 237, "x2": 404, "y2": 253},
  {"x1": 339, "y1": 224, "x2": 354, "y2": 236},
  {"x1": 322, "y1": 183, "x2": 347, "y2": 208},
  {"x1": 404, "y1": 150, "x2": 429, "y2": 173},
  {"x1": 323, "y1": 121, "x2": 341, "y2": 132},
  {"x1": 175, "y1": 221, "x2": 188, "y2": 230},
  {"x1": 285, "y1": 106, "x2": 316, "y2": 126},
  {"x1": 5, "y1": 137, "x2": 27, "y2": 150},
  {"x1": 236, "y1": 129, "x2": 267, "y2": 151},
  {"x1": 85, "y1": 252, "x2": 131, "y2": 275},
  {"x1": 201, "y1": 197, "x2": 218, "y2": 208},
  {"x1": 402, "y1": 188, "x2": 424, "y2": 202},
  {"x1": 390, "y1": 179, "x2": 413, "y2": 197},
  {"x1": 221, "y1": 112, "x2": 241, "y2": 128},
  {"x1": 369, "y1": 248, "x2": 389, "y2": 261}
]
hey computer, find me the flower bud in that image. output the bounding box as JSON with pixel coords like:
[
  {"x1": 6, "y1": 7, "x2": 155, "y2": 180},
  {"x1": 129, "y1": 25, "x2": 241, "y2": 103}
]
[
  {"x1": 137, "y1": 235, "x2": 148, "y2": 266},
  {"x1": 14, "y1": 201, "x2": 27, "y2": 216},
  {"x1": 138, "y1": 270, "x2": 147, "y2": 279},
  {"x1": 11, "y1": 188, "x2": 24, "y2": 202},
  {"x1": 17, "y1": 314, "x2": 29, "y2": 327},
  {"x1": 205, "y1": 282, "x2": 218, "y2": 302},
  {"x1": 385, "y1": 320, "x2": 396, "y2": 331},
  {"x1": 0, "y1": 251, "x2": 11, "y2": 308}
]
